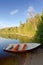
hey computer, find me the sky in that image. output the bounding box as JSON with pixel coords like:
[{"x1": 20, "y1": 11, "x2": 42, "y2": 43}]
[{"x1": 0, "y1": 0, "x2": 43, "y2": 29}]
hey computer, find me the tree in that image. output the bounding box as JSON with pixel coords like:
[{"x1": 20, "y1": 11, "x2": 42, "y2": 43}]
[{"x1": 34, "y1": 12, "x2": 43, "y2": 46}]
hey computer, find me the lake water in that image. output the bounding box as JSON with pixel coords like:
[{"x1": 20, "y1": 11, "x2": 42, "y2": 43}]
[{"x1": 0, "y1": 37, "x2": 20, "y2": 58}]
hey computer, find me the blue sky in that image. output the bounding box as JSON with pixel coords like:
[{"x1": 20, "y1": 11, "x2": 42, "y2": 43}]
[{"x1": 0, "y1": 0, "x2": 43, "y2": 28}]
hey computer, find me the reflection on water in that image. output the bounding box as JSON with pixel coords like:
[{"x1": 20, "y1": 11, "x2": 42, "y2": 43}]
[{"x1": 0, "y1": 34, "x2": 33, "y2": 43}]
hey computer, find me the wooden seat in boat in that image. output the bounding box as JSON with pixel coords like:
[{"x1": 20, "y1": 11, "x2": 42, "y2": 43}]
[
  {"x1": 20, "y1": 44, "x2": 27, "y2": 51},
  {"x1": 13, "y1": 44, "x2": 19, "y2": 51}
]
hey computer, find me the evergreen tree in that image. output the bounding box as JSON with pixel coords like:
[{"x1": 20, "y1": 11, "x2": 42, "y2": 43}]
[{"x1": 34, "y1": 12, "x2": 43, "y2": 46}]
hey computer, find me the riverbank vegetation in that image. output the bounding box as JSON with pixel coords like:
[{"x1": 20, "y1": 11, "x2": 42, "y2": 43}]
[{"x1": 0, "y1": 12, "x2": 43, "y2": 45}]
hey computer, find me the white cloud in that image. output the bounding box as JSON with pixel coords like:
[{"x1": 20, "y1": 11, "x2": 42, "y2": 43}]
[
  {"x1": 27, "y1": 6, "x2": 35, "y2": 12},
  {"x1": 10, "y1": 9, "x2": 18, "y2": 15},
  {"x1": 27, "y1": 6, "x2": 35, "y2": 16}
]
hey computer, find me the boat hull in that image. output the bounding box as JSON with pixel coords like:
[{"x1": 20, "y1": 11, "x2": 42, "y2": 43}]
[{"x1": 3, "y1": 43, "x2": 41, "y2": 54}]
